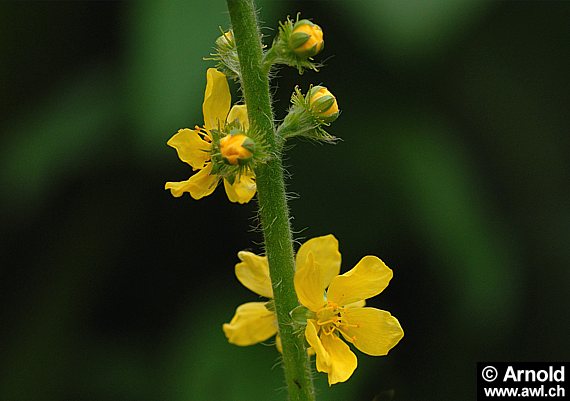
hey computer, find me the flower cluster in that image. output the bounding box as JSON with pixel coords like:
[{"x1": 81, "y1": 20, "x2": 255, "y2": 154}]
[
  {"x1": 166, "y1": 17, "x2": 339, "y2": 204},
  {"x1": 165, "y1": 12, "x2": 403, "y2": 389}
]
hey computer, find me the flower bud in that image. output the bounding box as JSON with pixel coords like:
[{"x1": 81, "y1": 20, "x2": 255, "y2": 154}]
[
  {"x1": 220, "y1": 134, "x2": 254, "y2": 165},
  {"x1": 309, "y1": 86, "x2": 339, "y2": 123},
  {"x1": 289, "y1": 20, "x2": 324, "y2": 58},
  {"x1": 215, "y1": 30, "x2": 234, "y2": 47}
]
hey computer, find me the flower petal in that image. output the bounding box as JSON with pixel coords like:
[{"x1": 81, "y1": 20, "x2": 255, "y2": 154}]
[
  {"x1": 345, "y1": 300, "x2": 366, "y2": 309},
  {"x1": 294, "y1": 253, "x2": 326, "y2": 312},
  {"x1": 165, "y1": 164, "x2": 219, "y2": 199},
  {"x1": 203, "y1": 68, "x2": 231, "y2": 131},
  {"x1": 235, "y1": 251, "x2": 273, "y2": 298},
  {"x1": 327, "y1": 256, "x2": 392, "y2": 306},
  {"x1": 305, "y1": 319, "x2": 330, "y2": 373},
  {"x1": 222, "y1": 302, "x2": 278, "y2": 346},
  {"x1": 164, "y1": 179, "x2": 191, "y2": 198},
  {"x1": 340, "y1": 307, "x2": 404, "y2": 356},
  {"x1": 223, "y1": 173, "x2": 256, "y2": 204},
  {"x1": 320, "y1": 332, "x2": 358, "y2": 385},
  {"x1": 296, "y1": 234, "x2": 341, "y2": 289},
  {"x1": 227, "y1": 104, "x2": 249, "y2": 130},
  {"x1": 166, "y1": 128, "x2": 211, "y2": 170}
]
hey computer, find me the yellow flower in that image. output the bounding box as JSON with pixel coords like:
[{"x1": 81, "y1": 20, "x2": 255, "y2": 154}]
[
  {"x1": 223, "y1": 251, "x2": 279, "y2": 347},
  {"x1": 294, "y1": 235, "x2": 404, "y2": 385},
  {"x1": 165, "y1": 68, "x2": 256, "y2": 204}
]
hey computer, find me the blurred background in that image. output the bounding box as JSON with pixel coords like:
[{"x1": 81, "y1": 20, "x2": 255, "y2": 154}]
[{"x1": 1, "y1": 1, "x2": 569, "y2": 400}]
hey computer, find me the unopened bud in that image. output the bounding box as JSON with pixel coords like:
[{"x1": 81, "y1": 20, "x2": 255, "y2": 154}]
[
  {"x1": 220, "y1": 134, "x2": 254, "y2": 165},
  {"x1": 289, "y1": 20, "x2": 324, "y2": 58},
  {"x1": 309, "y1": 86, "x2": 339, "y2": 123},
  {"x1": 215, "y1": 30, "x2": 234, "y2": 47}
]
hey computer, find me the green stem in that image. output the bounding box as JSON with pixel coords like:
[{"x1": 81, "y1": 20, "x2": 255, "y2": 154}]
[
  {"x1": 261, "y1": 46, "x2": 278, "y2": 76},
  {"x1": 226, "y1": 1, "x2": 316, "y2": 401}
]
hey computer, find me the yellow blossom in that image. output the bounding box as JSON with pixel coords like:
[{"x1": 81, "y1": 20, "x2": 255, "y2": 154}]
[
  {"x1": 223, "y1": 251, "x2": 279, "y2": 347},
  {"x1": 165, "y1": 68, "x2": 256, "y2": 204},
  {"x1": 294, "y1": 235, "x2": 404, "y2": 385}
]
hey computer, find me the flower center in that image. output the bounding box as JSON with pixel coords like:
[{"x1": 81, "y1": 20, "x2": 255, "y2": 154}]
[
  {"x1": 315, "y1": 301, "x2": 358, "y2": 340},
  {"x1": 220, "y1": 133, "x2": 254, "y2": 165}
]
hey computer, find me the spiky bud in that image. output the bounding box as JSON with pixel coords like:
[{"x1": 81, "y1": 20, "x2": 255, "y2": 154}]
[
  {"x1": 220, "y1": 134, "x2": 255, "y2": 165},
  {"x1": 289, "y1": 20, "x2": 324, "y2": 58},
  {"x1": 309, "y1": 86, "x2": 339, "y2": 123}
]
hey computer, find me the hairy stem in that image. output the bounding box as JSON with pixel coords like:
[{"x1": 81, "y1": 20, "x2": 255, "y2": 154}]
[{"x1": 226, "y1": 1, "x2": 316, "y2": 400}]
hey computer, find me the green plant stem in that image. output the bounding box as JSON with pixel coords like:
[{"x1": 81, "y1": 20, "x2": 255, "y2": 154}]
[
  {"x1": 261, "y1": 46, "x2": 278, "y2": 76},
  {"x1": 226, "y1": 1, "x2": 316, "y2": 401}
]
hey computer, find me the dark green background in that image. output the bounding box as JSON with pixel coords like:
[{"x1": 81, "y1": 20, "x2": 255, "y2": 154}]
[{"x1": 1, "y1": 1, "x2": 568, "y2": 400}]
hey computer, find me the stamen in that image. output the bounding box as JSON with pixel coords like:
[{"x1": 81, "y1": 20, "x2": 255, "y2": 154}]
[
  {"x1": 194, "y1": 125, "x2": 213, "y2": 142},
  {"x1": 322, "y1": 326, "x2": 336, "y2": 336},
  {"x1": 338, "y1": 320, "x2": 359, "y2": 328},
  {"x1": 336, "y1": 326, "x2": 356, "y2": 342}
]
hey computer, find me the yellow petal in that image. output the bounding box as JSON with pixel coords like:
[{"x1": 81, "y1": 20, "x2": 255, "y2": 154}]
[
  {"x1": 320, "y1": 332, "x2": 358, "y2": 385},
  {"x1": 222, "y1": 302, "x2": 278, "y2": 346},
  {"x1": 165, "y1": 164, "x2": 219, "y2": 199},
  {"x1": 305, "y1": 320, "x2": 330, "y2": 373},
  {"x1": 295, "y1": 234, "x2": 341, "y2": 290},
  {"x1": 227, "y1": 104, "x2": 249, "y2": 130},
  {"x1": 166, "y1": 128, "x2": 211, "y2": 170},
  {"x1": 223, "y1": 173, "x2": 256, "y2": 204},
  {"x1": 203, "y1": 68, "x2": 231, "y2": 131},
  {"x1": 294, "y1": 253, "x2": 326, "y2": 311},
  {"x1": 235, "y1": 251, "x2": 273, "y2": 298},
  {"x1": 340, "y1": 307, "x2": 404, "y2": 356},
  {"x1": 327, "y1": 256, "x2": 392, "y2": 306},
  {"x1": 164, "y1": 179, "x2": 190, "y2": 198},
  {"x1": 345, "y1": 300, "x2": 366, "y2": 309}
]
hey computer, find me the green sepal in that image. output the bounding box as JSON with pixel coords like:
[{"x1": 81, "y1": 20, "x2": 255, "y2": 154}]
[
  {"x1": 209, "y1": 128, "x2": 221, "y2": 144},
  {"x1": 241, "y1": 136, "x2": 256, "y2": 154},
  {"x1": 265, "y1": 300, "x2": 276, "y2": 312},
  {"x1": 320, "y1": 111, "x2": 339, "y2": 124},
  {"x1": 290, "y1": 305, "x2": 314, "y2": 326},
  {"x1": 228, "y1": 126, "x2": 243, "y2": 136},
  {"x1": 289, "y1": 32, "x2": 310, "y2": 49},
  {"x1": 311, "y1": 95, "x2": 335, "y2": 114},
  {"x1": 224, "y1": 172, "x2": 236, "y2": 186},
  {"x1": 294, "y1": 19, "x2": 314, "y2": 28}
]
